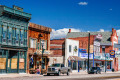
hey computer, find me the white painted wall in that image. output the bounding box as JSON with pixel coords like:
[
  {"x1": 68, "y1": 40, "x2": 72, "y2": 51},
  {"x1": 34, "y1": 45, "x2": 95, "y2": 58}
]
[{"x1": 65, "y1": 39, "x2": 79, "y2": 67}]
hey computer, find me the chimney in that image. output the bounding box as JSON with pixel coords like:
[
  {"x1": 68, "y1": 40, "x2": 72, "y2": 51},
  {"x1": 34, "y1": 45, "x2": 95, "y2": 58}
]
[{"x1": 68, "y1": 29, "x2": 71, "y2": 33}]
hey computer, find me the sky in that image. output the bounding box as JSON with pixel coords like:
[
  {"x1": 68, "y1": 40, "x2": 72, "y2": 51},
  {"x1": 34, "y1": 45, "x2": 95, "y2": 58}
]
[{"x1": 1, "y1": 0, "x2": 120, "y2": 39}]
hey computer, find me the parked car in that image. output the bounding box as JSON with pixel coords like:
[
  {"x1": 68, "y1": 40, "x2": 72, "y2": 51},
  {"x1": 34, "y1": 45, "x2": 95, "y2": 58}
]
[
  {"x1": 47, "y1": 63, "x2": 71, "y2": 76},
  {"x1": 89, "y1": 67, "x2": 101, "y2": 74}
]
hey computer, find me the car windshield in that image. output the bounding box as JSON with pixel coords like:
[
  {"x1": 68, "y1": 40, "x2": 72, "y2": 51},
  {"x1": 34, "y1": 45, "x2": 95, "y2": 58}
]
[
  {"x1": 51, "y1": 64, "x2": 61, "y2": 67},
  {"x1": 92, "y1": 67, "x2": 96, "y2": 69}
]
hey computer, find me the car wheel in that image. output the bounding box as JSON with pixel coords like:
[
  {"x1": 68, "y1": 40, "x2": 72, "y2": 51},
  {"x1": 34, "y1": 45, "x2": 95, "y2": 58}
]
[
  {"x1": 67, "y1": 71, "x2": 69, "y2": 76},
  {"x1": 58, "y1": 71, "x2": 60, "y2": 76}
]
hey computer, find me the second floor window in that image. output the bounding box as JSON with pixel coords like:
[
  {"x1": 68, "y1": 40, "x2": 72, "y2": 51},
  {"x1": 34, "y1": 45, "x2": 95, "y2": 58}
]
[
  {"x1": 20, "y1": 34, "x2": 23, "y2": 40},
  {"x1": 16, "y1": 34, "x2": 19, "y2": 40},
  {"x1": 3, "y1": 31, "x2": 6, "y2": 39},
  {"x1": 8, "y1": 33, "x2": 12, "y2": 39},
  {"x1": 69, "y1": 45, "x2": 72, "y2": 52},
  {"x1": 30, "y1": 38, "x2": 36, "y2": 48}
]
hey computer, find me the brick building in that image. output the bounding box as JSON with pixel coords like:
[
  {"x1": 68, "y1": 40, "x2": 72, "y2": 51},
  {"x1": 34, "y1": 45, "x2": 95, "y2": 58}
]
[
  {"x1": 27, "y1": 23, "x2": 52, "y2": 73},
  {"x1": 49, "y1": 39, "x2": 65, "y2": 65},
  {"x1": 66, "y1": 28, "x2": 118, "y2": 71}
]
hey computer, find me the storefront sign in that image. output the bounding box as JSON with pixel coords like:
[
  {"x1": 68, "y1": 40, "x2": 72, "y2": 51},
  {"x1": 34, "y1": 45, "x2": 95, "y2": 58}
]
[
  {"x1": 95, "y1": 34, "x2": 102, "y2": 40},
  {"x1": 80, "y1": 53, "x2": 93, "y2": 59},
  {"x1": 79, "y1": 48, "x2": 86, "y2": 53},
  {"x1": 110, "y1": 50, "x2": 115, "y2": 58}
]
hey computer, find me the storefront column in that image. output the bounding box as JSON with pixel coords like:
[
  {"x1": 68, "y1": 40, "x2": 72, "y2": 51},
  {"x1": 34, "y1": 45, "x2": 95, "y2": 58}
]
[
  {"x1": 6, "y1": 50, "x2": 8, "y2": 73},
  {"x1": 17, "y1": 51, "x2": 20, "y2": 73},
  {"x1": 24, "y1": 51, "x2": 27, "y2": 73}
]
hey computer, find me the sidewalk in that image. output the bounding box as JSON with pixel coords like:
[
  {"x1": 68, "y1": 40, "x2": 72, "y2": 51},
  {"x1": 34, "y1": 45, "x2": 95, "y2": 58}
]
[
  {"x1": 0, "y1": 73, "x2": 42, "y2": 78},
  {"x1": 71, "y1": 70, "x2": 120, "y2": 74}
]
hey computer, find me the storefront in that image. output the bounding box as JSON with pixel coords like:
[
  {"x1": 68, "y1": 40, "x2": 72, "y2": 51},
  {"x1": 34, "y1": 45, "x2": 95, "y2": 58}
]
[
  {"x1": 29, "y1": 53, "x2": 50, "y2": 74},
  {"x1": 68, "y1": 56, "x2": 85, "y2": 72},
  {"x1": 0, "y1": 48, "x2": 27, "y2": 73}
]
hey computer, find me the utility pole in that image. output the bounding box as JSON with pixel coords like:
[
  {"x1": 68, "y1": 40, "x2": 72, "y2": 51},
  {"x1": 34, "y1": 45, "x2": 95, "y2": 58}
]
[
  {"x1": 88, "y1": 33, "x2": 90, "y2": 74},
  {"x1": 105, "y1": 53, "x2": 106, "y2": 73}
]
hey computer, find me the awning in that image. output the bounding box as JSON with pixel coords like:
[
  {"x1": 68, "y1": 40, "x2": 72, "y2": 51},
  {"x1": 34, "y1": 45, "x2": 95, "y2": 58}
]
[{"x1": 68, "y1": 56, "x2": 85, "y2": 61}]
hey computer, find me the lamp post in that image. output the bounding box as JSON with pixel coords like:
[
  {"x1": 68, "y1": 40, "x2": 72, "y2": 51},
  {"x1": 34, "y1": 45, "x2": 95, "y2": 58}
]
[{"x1": 38, "y1": 34, "x2": 44, "y2": 75}]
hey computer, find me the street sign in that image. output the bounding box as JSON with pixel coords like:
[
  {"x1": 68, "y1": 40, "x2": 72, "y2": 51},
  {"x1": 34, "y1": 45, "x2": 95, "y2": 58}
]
[{"x1": 110, "y1": 50, "x2": 115, "y2": 58}]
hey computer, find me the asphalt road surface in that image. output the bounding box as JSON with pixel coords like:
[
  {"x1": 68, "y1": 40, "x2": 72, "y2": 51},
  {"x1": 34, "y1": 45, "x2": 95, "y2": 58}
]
[{"x1": 0, "y1": 73, "x2": 120, "y2": 80}]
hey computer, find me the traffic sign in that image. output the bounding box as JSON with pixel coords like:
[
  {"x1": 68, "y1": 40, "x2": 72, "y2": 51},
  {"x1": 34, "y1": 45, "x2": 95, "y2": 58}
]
[{"x1": 110, "y1": 50, "x2": 115, "y2": 58}]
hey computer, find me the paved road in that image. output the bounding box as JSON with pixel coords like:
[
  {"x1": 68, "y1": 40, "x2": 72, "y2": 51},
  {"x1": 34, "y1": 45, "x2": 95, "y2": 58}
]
[{"x1": 0, "y1": 73, "x2": 120, "y2": 80}]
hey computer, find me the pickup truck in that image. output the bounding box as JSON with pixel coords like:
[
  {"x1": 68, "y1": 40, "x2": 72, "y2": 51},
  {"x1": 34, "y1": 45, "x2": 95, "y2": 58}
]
[{"x1": 47, "y1": 63, "x2": 71, "y2": 76}]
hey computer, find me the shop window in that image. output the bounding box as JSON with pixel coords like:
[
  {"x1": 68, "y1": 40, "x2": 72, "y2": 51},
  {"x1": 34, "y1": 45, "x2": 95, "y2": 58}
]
[{"x1": 69, "y1": 45, "x2": 72, "y2": 52}]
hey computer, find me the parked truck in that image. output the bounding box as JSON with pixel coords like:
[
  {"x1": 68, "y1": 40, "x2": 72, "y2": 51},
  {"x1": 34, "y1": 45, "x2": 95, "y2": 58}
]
[{"x1": 47, "y1": 63, "x2": 71, "y2": 76}]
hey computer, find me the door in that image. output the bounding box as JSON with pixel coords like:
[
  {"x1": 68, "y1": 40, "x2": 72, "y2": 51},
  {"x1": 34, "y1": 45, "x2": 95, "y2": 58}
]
[{"x1": 7, "y1": 50, "x2": 18, "y2": 73}]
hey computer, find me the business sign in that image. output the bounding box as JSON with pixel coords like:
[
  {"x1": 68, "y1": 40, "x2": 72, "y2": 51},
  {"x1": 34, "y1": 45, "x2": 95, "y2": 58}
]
[
  {"x1": 110, "y1": 50, "x2": 115, "y2": 58},
  {"x1": 80, "y1": 53, "x2": 93, "y2": 59},
  {"x1": 79, "y1": 48, "x2": 87, "y2": 53},
  {"x1": 95, "y1": 34, "x2": 102, "y2": 40}
]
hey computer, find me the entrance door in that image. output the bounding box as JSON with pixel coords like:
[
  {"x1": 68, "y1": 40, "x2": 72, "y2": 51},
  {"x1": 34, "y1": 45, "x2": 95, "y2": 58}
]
[{"x1": 7, "y1": 50, "x2": 18, "y2": 73}]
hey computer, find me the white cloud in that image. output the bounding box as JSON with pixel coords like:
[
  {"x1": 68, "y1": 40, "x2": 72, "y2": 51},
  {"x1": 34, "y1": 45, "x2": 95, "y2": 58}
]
[
  {"x1": 109, "y1": 8, "x2": 112, "y2": 11},
  {"x1": 78, "y1": 2, "x2": 88, "y2": 6},
  {"x1": 50, "y1": 28, "x2": 81, "y2": 39},
  {"x1": 98, "y1": 29, "x2": 105, "y2": 32}
]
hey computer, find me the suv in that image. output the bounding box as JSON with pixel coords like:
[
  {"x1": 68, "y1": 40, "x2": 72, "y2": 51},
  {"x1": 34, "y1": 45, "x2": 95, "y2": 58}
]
[
  {"x1": 47, "y1": 63, "x2": 71, "y2": 76},
  {"x1": 89, "y1": 67, "x2": 101, "y2": 74}
]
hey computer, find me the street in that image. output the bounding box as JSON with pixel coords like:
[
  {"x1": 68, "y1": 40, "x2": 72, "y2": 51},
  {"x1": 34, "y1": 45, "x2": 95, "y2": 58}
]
[{"x1": 0, "y1": 73, "x2": 120, "y2": 80}]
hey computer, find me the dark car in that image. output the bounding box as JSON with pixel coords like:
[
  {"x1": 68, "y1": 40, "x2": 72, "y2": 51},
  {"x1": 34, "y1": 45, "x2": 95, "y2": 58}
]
[{"x1": 89, "y1": 67, "x2": 101, "y2": 74}]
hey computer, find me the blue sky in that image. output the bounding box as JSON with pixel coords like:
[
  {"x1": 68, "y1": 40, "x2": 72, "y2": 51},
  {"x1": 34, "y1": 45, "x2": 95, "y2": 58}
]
[{"x1": 1, "y1": 0, "x2": 120, "y2": 39}]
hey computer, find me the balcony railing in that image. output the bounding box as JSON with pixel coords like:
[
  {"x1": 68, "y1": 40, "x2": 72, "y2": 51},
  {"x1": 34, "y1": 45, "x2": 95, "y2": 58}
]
[{"x1": 3, "y1": 6, "x2": 31, "y2": 18}]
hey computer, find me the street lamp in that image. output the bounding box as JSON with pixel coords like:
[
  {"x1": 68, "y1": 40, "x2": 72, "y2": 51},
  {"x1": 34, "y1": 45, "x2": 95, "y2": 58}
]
[{"x1": 38, "y1": 34, "x2": 44, "y2": 75}]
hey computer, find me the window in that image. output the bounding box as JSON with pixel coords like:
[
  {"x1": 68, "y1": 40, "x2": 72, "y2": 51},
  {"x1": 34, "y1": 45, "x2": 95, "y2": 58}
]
[
  {"x1": 102, "y1": 48, "x2": 105, "y2": 53},
  {"x1": 16, "y1": 34, "x2": 19, "y2": 40},
  {"x1": 41, "y1": 40, "x2": 47, "y2": 49},
  {"x1": 69, "y1": 45, "x2": 71, "y2": 52},
  {"x1": 30, "y1": 38, "x2": 36, "y2": 48},
  {"x1": 20, "y1": 34, "x2": 23, "y2": 40},
  {"x1": 8, "y1": 33, "x2": 12, "y2": 39},
  {"x1": 37, "y1": 43, "x2": 39, "y2": 49},
  {"x1": 61, "y1": 64, "x2": 64, "y2": 67},
  {"x1": 3, "y1": 31, "x2": 6, "y2": 39}
]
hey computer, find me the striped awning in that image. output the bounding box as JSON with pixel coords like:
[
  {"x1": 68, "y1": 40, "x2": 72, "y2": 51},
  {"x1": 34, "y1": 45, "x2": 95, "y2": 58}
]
[{"x1": 68, "y1": 56, "x2": 85, "y2": 61}]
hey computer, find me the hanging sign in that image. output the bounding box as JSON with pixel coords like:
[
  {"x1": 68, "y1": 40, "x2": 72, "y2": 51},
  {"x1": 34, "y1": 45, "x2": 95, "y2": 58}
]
[{"x1": 110, "y1": 50, "x2": 115, "y2": 58}]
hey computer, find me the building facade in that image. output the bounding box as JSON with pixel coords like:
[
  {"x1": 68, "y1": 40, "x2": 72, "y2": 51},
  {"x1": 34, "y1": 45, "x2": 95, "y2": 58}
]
[
  {"x1": 50, "y1": 39, "x2": 65, "y2": 65},
  {"x1": 65, "y1": 39, "x2": 83, "y2": 72},
  {"x1": 0, "y1": 5, "x2": 31, "y2": 73},
  {"x1": 27, "y1": 23, "x2": 52, "y2": 73},
  {"x1": 66, "y1": 28, "x2": 118, "y2": 71}
]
